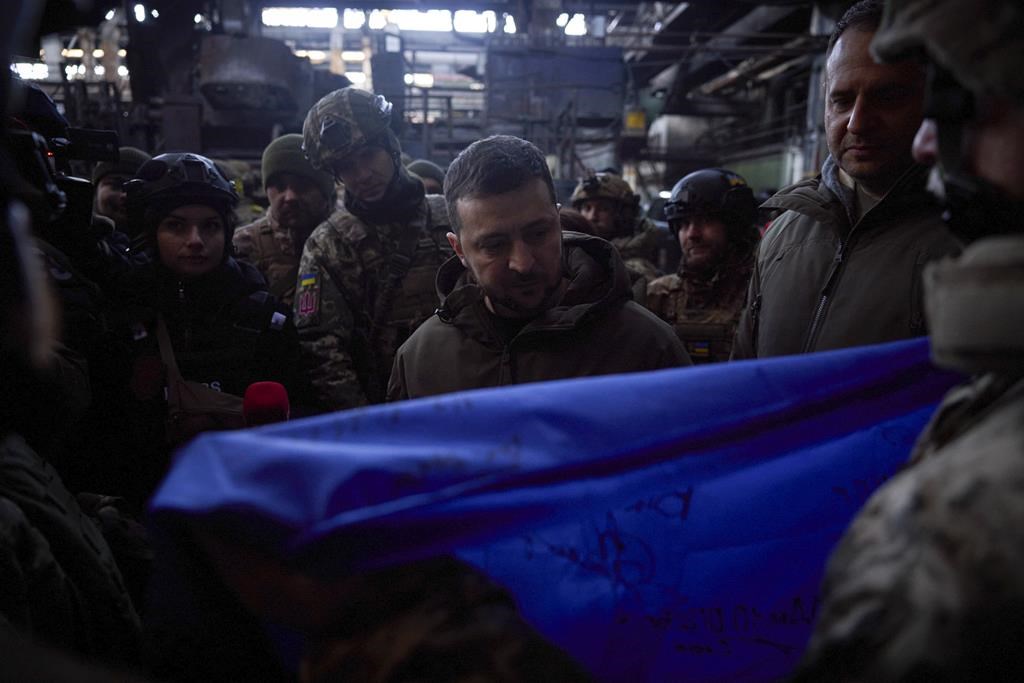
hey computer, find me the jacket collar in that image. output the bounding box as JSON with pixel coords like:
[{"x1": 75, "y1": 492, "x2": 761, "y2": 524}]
[
  {"x1": 762, "y1": 156, "x2": 935, "y2": 231},
  {"x1": 435, "y1": 231, "x2": 632, "y2": 338}
]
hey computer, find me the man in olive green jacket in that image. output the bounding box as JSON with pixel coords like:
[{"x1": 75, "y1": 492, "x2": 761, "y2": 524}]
[
  {"x1": 731, "y1": 0, "x2": 960, "y2": 359},
  {"x1": 388, "y1": 136, "x2": 689, "y2": 401}
]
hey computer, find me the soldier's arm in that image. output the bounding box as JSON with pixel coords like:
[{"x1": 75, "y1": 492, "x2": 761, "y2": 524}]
[
  {"x1": 231, "y1": 224, "x2": 258, "y2": 267},
  {"x1": 293, "y1": 234, "x2": 370, "y2": 411}
]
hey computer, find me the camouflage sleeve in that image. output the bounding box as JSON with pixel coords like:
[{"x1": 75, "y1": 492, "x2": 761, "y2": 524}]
[
  {"x1": 231, "y1": 223, "x2": 259, "y2": 267},
  {"x1": 641, "y1": 275, "x2": 667, "y2": 316},
  {"x1": 293, "y1": 228, "x2": 369, "y2": 411}
]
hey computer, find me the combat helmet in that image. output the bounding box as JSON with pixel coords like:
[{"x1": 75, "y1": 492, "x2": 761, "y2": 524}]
[
  {"x1": 570, "y1": 172, "x2": 641, "y2": 238},
  {"x1": 125, "y1": 152, "x2": 238, "y2": 239},
  {"x1": 664, "y1": 168, "x2": 756, "y2": 232},
  {"x1": 570, "y1": 172, "x2": 639, "y2": 212},
  {"x1": 872, "y1": 0, "x2": 1024, "y2": 243},
  {"x1": 302, "y1": 87, "x2": 394, "y2": 172},
  {"x1": 872, "y1": 0, "x2": 1024, "y2": 105}
]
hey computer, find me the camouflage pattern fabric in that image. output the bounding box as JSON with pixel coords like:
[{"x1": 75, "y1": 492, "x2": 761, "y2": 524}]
[
  {"x1": 872, "y1": 0, "x2": 1024, "y2": 103},
  {"x1": 299, "y1": 557, "x2": 591, "y2": 683},
  {"x1": 644, "y1": 252, "x2": 752, "y2": 364},
  {"x1": 294, "y1": 195, "x2": 451, "y2": 411},
  {"x1": 793, "y1": 374, "x2": 1024, "y2": 682},
  {"x1": 234, "y1": 208, "x2": 347, "y2": 308},
  {"x1": 611, "y1": 217, "x2": 663, "y2": 272},
  {"x1": 569, "y1": 172, "x2": 637, "y2": 207}
]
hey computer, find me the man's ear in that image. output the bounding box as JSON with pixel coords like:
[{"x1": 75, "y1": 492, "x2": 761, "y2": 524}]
[{"x1": 446, "y1": 231, "x2": 466, "y2": 264}]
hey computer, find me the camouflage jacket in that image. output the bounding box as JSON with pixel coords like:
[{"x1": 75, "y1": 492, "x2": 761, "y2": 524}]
[
  {"x1": 234, "y1": 209, "x2": 341, "y2": 307},
  {"x1": 795, "y1": 235, "x2": 1024, "y2": 681},
  {"x1": 644, "y1": 253, "x2": 753, "y2": 364},
  {"x1": 794, "y1": 373, "x2": 1024, "y2": 682},
  {"x1": 610, "y1": 217, "x2": 663, "y2": 274},
  {"x1": 294, "y1": 195, "x2": 452, "y2": 411}
]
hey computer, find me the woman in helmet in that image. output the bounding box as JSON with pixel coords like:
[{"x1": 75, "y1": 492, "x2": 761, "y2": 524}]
[{"x1": 113, "y1": 153, "x2": 302, "y2": 507}]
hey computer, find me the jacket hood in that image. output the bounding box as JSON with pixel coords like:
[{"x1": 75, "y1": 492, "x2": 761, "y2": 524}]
[
  {"x1": 762, "y1": 156, "x2": 935, "y2": 229},
  {"x1": 435, "y1": 230, "x2": 633, "y2": 332}
]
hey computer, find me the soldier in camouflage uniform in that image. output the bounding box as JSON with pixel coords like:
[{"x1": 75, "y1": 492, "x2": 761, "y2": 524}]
[
  {"x1": 570, "y1": 172, "x2": 663, "y2": 284},
  {"x1": 233, "y1": 134, "x2": 337, "y2": 307},
  {"x1": 295, "y1": 88, "x2": 452, "y2": 411},
  {"x1": 644, "y1": 169, "x2": 759, "y2": 363},
  {"x1": 796, "y1": 1, "x2": 1024, "y2": 680}
]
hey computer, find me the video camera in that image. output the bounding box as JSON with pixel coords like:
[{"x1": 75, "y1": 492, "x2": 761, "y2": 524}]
[{"x1": 6, "y1": 75, "x2": 120, "y2": 244}]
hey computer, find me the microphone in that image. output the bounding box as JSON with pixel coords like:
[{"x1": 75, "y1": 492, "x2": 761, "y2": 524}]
[{"x1": 243, "y1": 381, "x2": 290, "y2": 426}]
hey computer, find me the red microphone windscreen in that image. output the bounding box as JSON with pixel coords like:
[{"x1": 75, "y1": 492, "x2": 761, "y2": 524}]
[{"x1": 243, "y1": 381, "x2": 290, "y2": 426}]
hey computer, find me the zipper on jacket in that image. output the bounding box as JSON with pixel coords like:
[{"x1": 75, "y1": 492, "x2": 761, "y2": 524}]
[
  {"x1": 801, "y1": 242, "x2": 846, "y2": 353},
  {"x1": 498, "y1": 345, "x2": 511, "y2": 385},
  {"x1": 749, "y1": 294, "x2": 762, "y2": 356},
  {"x1": 177, "y1": 280, "x2": 192, "y2": 351}
]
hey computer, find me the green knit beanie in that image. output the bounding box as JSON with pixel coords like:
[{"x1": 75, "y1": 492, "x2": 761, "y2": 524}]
[
  {"x1": 92, "y1": 146, "x2": 152, "y2": 185},
  {"x1": 406, "y1": 159, "x2": 446, "y2": 188},
  {"x1": 262, "y1": 133, "x2": 336, "y2": 201}
]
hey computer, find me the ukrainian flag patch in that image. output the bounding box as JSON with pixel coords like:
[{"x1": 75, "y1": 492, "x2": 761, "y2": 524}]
[{"x1": 300, "y1": 272, "x2": 317, "y2": 287}]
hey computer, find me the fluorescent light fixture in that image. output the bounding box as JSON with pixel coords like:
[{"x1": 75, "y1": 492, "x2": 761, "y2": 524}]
[
  {"x1": 388, "y1": 10, "x2": 451, "y2": 32},
  {"x1": 261, "y1": 7, "x2": 338, "y2": 29},
  {"x1": 367, "y1": 10, "x2": 387, "y2": 29},
  {"x1": 504, "y1": 15, "x2": 516, "y2": 33},
  {"x1": 659, "y1": 190, "x2": 672, "y2": 199},
  {"x1": 118, "y1": 49, "x2": 127, "y2": 57},
  {"x1": 118, "y1": 65, "x2": 129, "y2": 77},
  {"x1": 556, "y1": 13, "x2": 569, "y2": 28},
  {"x1": 404, "y1": 72, "x2": 434, "y2": 88},
  {"x1": 151, "y1": 9, "x2": 159, "y2": 18},
  {"x1": 453, "y1": 10, "x2": 494, "y2": 33},
  {"x1": 62, "y1": 48, "x2": 85, "y2": 58},
  {"x1": 343, "y1": 9, "x2": 365, "y2": 29},
  {"x1": 194, "y1": 13, "x2": 203, "y2": 24},
  {"x1": 134, "y1": 4, "x2": 146, "y2": 22},
  {"x1": 93, "y1": 49, "x2": 104, "y2": 58},
  {"x1": 295, "y1": 49, "x2": 327, "y2": 62},
  {"x1": 105, "y1": 9, "x2": 115, "y2": 20},
  {"x1": 341, "y1": 50, "x2": 365, "y2": 62},
  {"x1": 94, "y1": 65, "x2": 106, "y2": 75},
  {"x1": 13, "y1": 62, "x2": 49, "y2": 80},
  {"x1": 565, "y1": 14, "x2": 586, "y2": 36},
  {"x1": 345, "y1": 71, "x2": 366, "y2": 85}
]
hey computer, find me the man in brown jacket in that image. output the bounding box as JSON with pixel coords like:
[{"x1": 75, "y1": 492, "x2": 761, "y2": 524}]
[
  {"x1": 731, "y1": 0, "x2": 960, "y2": 359},
  {"x1": 233, "y1": 134, "x2": 337, "y2": 306},
  {"x1": 388, "y1": 135, "x2": 689, "y2": 401}
]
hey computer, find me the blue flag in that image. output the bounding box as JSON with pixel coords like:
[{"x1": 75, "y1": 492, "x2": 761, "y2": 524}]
[{"x1": 150, "y1": 338, "x2": 961, "y2": 681}]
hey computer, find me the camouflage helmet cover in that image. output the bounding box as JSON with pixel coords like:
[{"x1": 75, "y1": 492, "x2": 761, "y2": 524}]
[
  {"x1": 570, "y1": 172, "x2": 639, "y2": 210},
  {"x1": 302, "y1": 87, "x2": 393, "y2": 171},
  {"x1": 871, "y1": 0, "x2": 1024, "y2": 104}
]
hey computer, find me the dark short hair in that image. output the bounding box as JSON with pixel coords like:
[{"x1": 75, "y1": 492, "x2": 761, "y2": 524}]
[
  {"x1": 444, "y1": 135, "x2": 556, "y2": 234},
  {"x1": 826, "y1": 0, "x2": 883, "y2": 56}
]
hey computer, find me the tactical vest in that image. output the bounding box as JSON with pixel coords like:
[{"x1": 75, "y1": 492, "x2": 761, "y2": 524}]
[
  {"x1": 674, "y1": 320, "x2": 736, "y2": 364},
  {"x1": 349, "y1": 194, "x2": 453, "y2": 399},
  {"x1": 235, "y1": 216, "x2": 304, "y2": 307},
  {"x1": 649, "y1": 271, "x2": 748, "y2": 364}
]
